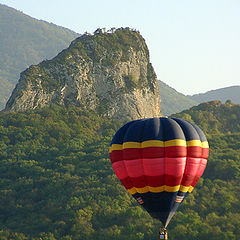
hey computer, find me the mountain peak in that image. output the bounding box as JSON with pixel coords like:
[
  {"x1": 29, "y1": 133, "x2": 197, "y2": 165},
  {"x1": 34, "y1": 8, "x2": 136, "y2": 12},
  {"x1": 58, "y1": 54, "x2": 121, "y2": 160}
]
[{"x1": 5, "y1": 28, "x2": 161, "y2": 122}]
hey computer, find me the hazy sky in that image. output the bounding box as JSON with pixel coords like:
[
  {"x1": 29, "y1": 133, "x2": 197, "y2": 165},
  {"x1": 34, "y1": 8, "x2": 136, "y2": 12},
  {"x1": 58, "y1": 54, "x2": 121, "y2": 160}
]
[{"x1": 1, "y1": 0, "x2": 240, "y2": 95}]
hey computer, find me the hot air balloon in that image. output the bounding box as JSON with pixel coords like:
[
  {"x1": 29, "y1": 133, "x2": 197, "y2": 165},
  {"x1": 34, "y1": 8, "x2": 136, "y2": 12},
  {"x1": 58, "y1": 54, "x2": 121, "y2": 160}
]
[{"x1": 109, "y1": 117, "x2": 209, "y2": 238}]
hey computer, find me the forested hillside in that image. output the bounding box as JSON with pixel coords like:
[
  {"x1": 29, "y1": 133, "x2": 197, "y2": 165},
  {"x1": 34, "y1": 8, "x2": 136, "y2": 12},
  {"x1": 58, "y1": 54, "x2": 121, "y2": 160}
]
[
  {"x1": 158, "y1": 80, "x2": 197, "y2": 115},
  {"x1": 0, "y1": 4, "x2": 78, "y2": 110},
  {"x1": 0, "y1": 101, "x2": 240, "y2": 239},
  {"x1": 173, "y1": 100, "x2": 240, "y2": 134}
]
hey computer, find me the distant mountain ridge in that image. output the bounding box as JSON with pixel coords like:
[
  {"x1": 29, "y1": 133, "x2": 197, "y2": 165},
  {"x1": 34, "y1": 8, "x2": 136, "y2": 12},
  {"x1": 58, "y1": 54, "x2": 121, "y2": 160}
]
[
  {"x1": 158, "y1": 80, "x2": 197, "y2": 116},
  {"x1": 159, "y1": 83, "x2": 240, "y2": 115},
  {"x1": 188, "y1": 85, "x2": 240, "y2": 104},
  {"x1": 0, "y1": 4, "x2": 79, "y2": 110}
]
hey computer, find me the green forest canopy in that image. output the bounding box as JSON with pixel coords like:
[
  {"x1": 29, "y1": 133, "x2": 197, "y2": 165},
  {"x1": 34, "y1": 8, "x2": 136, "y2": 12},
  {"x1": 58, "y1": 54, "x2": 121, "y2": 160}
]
[{"x1": 0, "y1": 101, "x2": 240, "y2": 239}]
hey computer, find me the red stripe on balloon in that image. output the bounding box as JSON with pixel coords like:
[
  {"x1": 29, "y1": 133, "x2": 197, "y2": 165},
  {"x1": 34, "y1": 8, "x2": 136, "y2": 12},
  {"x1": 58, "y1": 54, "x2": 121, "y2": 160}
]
[
  {"x1": 113, "y1": 158, "x2": 196, "y2": 189},
  {"x1": 187, "y1": 146, "x2": 203, "y2": 158},
  {"x1": 120, "y1": 177, "x2": 134, "y2": 189},
  {"x1": 123, "y1": 148, "x2": 142, "y2": 160},
  {"x1": 119, "y1": 174, "x2": 190, "y2": 189},
  {"x1": 191, "y1": 158, "x2": 207, "y2": 187},
  {"x1": 202, "y1": 148, "x2": 209, "y2": 159},
  {"x1": 110, "y1": 146, "x2": 189, "y2": 163},
  {"x1": 180, "y1": 157, "x2": 201, "y2": 186},
  {"x1": 164, "y1": 174, "x2": 184, "y2": 186},
  {"x1": 145, "y1": 175, "x2": 164, "y2": 187},
  {"x1": 110, "y1": 150, "x2": 122, "y2": 163},
  {"x1": 164, "y1": 146, "x2": 187, "y2": 157},
  {"x1": 164, "y1": 157, "x2": 186, "y2": 176},
  {"x1": 112, "y1": 157, "x2": 207, "y2": 188},
  {"x1": 140, "y1": 147, "x2": 165, "y2": 158}
]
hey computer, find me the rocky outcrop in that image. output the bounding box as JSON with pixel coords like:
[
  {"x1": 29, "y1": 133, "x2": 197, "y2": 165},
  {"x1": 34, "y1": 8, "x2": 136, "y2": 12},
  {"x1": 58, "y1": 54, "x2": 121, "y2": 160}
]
[{"x1": 5, "y1": 28, "x2": 161, "y2": 122}]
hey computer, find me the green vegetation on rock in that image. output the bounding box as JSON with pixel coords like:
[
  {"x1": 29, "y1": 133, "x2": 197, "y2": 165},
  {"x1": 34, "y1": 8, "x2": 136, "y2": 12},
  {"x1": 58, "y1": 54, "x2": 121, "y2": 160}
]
[
  {"x1": 35, "y1": 27, "x2": 152, "y2": 94},
  {"x1": 5, "y1": 27, "x2": 160, "y2": 123}
]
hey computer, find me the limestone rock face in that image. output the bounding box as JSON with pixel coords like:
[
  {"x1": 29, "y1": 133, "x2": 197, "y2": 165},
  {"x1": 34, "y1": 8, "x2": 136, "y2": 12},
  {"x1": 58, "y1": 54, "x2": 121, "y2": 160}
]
[{"x1": 5, "y1": 28, "x2": 161, "y2": 122}]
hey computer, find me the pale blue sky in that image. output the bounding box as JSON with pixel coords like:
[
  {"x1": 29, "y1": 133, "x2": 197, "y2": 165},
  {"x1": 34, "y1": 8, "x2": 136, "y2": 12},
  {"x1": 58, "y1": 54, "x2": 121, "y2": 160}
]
[{"x1": 1, "y1": 0, "x2": 240, "y2": 95}]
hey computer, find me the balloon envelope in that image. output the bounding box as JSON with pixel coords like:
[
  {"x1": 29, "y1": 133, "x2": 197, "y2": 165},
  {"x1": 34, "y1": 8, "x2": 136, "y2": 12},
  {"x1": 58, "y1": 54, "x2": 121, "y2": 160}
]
[{"x1": 109, "y1": 117, "x2": 209, "y2": 227}]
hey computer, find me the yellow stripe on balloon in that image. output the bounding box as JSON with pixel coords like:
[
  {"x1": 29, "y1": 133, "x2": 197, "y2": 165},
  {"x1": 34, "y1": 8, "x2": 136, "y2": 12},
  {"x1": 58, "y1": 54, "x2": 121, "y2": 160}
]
[
  {"x1": 186, "y1": 140, "x2": 202, "y2": 147},
  {"x1": 141, "y1": 140, "x2": 165, "y2": 148},
  {"x1": 201, "y1": 141, "x2": 209, "y2": 148},
  {"x1": 109, "y1": 144, "x2": 122, "y2": 153},
  {"x1": 128, "y1": 185, "x2": 194, "y2": 195},
  {"x1": 164, "y1": 139, "x2": 186, "y2": 147},
  {"x1": 179, "y1": 185, "x2": 190, "y2": 192},
  {"x1": 109, "y1": 139, "x2": 208, "y2": 153},
  {"x1": 188, "y1": 186, "x2": 194, "y2": 193},
  {"x1": 123, "y1": 142, "x2": 141, "y2": 149}
]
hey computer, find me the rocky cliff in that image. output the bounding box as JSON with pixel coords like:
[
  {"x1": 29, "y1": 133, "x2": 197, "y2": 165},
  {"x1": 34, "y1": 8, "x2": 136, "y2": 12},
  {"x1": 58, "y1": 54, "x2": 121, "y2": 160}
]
[{"x1": 5, "y1": 28, "x2": 161, "y2": 122}]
